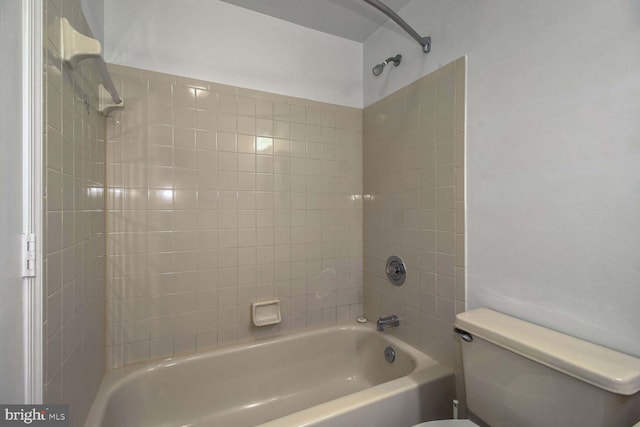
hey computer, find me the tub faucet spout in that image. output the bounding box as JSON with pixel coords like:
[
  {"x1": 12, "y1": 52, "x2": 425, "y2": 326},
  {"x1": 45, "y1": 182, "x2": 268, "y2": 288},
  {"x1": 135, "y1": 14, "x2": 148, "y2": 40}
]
[{"x1": 377, "y1": 314, "x2": 400, "y2": 331}]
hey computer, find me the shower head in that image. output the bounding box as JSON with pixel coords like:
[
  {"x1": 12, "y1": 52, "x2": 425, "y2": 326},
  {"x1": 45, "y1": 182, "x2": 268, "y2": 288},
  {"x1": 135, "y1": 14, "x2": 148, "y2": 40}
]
[
  {"x1": 372, "y1": 63, "x2": 386, "y2": 76},
  {"x1": 371, "y1": 54, "x2": 402, "y2": 76}
]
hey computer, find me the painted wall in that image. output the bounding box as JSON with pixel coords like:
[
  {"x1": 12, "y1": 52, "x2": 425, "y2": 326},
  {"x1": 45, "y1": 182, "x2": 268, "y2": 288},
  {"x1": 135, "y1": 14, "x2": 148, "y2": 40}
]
[
  {"x1": 104, "y1": 0, "x2": 363, "y2": 108},
  {"x1": 0, "y1": 0, "x2": 26, "y2": 403},
  {"x1": 80, "y1": 0, "x2": 104, "y2": 44},
  {"x1": 364, "y1": 0, "x2": 640, "y2": 357}
]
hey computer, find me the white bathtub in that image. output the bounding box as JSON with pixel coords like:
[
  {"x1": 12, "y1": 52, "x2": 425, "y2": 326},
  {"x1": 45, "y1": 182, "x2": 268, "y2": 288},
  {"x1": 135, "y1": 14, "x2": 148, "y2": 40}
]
[{"x1": 85, "y1": 323, "x2": 455, "y2": 427}]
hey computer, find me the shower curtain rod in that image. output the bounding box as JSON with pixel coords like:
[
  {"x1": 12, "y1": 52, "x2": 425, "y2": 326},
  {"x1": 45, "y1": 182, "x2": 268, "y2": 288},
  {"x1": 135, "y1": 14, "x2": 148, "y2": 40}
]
[
  {"x1": 58, "y1": 17, "x2": 122, "y2": 105},
  {"x1": 363, "y1": 0, "x2": 431, "y2": 53},
  {"x1": 95, "y1": 57, "x2": 122, "y2": 105}
]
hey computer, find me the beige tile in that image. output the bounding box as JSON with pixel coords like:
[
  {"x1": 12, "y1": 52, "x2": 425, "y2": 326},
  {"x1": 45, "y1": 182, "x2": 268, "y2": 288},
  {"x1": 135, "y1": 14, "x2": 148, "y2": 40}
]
[
  {"x1": 173, "y1": 333, "x2": 196, "y2": 355},
  {"x1": 455, "y1": 201, "x2": 465, "y2": 234},
  {"x1": 455, "y1": 267, "x2": 466, "y2": 301},
  {"x1": 198, "y1": 190, "x2": 218, "y2": 210},
  {"x1": 197, "y1": 251, "x2": 218, "y2": 271},
  {"x1": 209, "y1": 82, "x2": 237, "y2": 96},
  {"x1": 237, "y1": 116, "x2": 255, "y2": 135},
  {"x1": 419, "y1": 79, "x2": 436, "y2": 127},
  {"x1": 237, "y1": 134, "x2": 255, "y2": 154},
  {"x1": 256, "y1": 99, "x2": 273, "y2": 118},
  {"x1": 436, "y1": 142, "x2": 454, "y2": 165},
  {"x1": 290, "y1": 104, "x2": 306, "y2": 123},
  {"x1": 148, "y1": 167, "x2": 173, "y2": 189},
  {"x1": 238, "y1": 173, "x2": 256, "y2": 191},
  {"x1": 149, "y1": 103, "x2": 173, "y2": 125},
  {"x1": 196, "y1": 330, "x2": 218, "y2": 351},
  {"x1": 273, "y1": 102, "x2": 289, "y2": 121},
  {"x1": 217, "y1": 113, "x2": 236, "y2": 133},
  {"x1": 124, "y1": 341, "x2": 149, "y2": 365},
  {"x1": 148, "y1": 125, "x2": 173, "y2": 147},
  {"x1": 291, "y1": 140, "x2": 306, "y2": 158},
  {"x1": 148, "y1": 189, "x2": 173, "y2": 210},
  {"x1": 455, "y1": 104, "x2": 466, "y2": 139},
  {"x1": 174, "y1": 148, "x2": 196, "y2": 170},
  {"x1": 421, "y1": 188, "x2": 436, "y2": 209},
  {"x1": 148, "y1": 146, "x2": 172, "y2": 168},
  {"x1": 238, "y1": 154, "x2": 256, "y2": 173},
  {"x1": 436, "y1": 209, "x2": 455, "y2": 232},
  {"x1": 456, "y1": 234, "x2": 466, "y2": 268},
  {"x1": 455, "y1": 167, "x2": 465, "y2": 202},
  {"x1": 437, "y1": 231, "x2": 455, "y2": 255},
  {"x1": 218, "y1": 152, "x2": 237, "y2": 171},
  {"x1": 173, "y1": 85, "x2": 196, "y2": 108},
  {"x1": 256, "y1": 137, "x2": 274, "y2": 155},
  {"x1": 237, "y1": 87, "x2": 261, "y2": 100},
  {"x1": 237, "y1": 96, "x2": 256, "y2": 116},
  {"x1": 174, "y1": 190, "x2": 198, "y2": 210},
  {"x1": 436, "y1": 164, "x2": 454, "y2": 187},
  {"x1": 196, "y1": 150, "x2": 217, "y2": 171},
  {"x1": 195, "y1": 89, "x2": 216, "y2": 111},
  {"x1": 217, "y1": 190, "x2": 238, "y2": 210},
  {"x1": 196, "y1": 109, "x2": 217, "y2": 132},
  {"x1": 435, "y1": 187, "x2": 455, "y2": 209},
  {"x1": 176, "y1": 76, "x2": 208, "y2": 90},
  {"x1": 256, "y1": 118, "x2": 274, "y2": 137},
  {"x1": 421, "y1": 167, "x2": 436, "y2": 189},
  {"x1": 175, "y1": 107, "x2": 196, "y2": 129},
  {"x1": 237, "y1": 192, "x2": 256, "y2": 210},
  {"x1": 455, "y1": 133, "x2": 465, "y2": 167}
]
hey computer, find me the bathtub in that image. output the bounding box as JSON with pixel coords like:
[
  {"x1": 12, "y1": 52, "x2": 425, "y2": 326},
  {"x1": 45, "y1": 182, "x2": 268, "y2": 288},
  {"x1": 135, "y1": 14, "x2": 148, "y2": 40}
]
[{"x1": 85, "y1": 323, "x2": 455, "y2": 427}]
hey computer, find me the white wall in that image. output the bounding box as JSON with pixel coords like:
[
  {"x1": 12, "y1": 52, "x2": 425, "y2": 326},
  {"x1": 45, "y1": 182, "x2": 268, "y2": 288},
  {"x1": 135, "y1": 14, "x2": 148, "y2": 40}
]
[
  {"x1": 0, "y1": 0, "x2": 26, "y2": 403},
  {"x1": 81, "y1": 0, "x2": 104, "y2": 43},
  {"x1": 364, "y1": 0, "x2": 640, "y2": 357},
  {"x1": 104, "y1": 0, "x2": 363, "y2": 107}
]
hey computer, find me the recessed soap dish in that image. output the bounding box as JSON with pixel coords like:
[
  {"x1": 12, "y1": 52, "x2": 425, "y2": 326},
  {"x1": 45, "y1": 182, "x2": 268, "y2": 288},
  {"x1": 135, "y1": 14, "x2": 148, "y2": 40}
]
[{"x1": 251, "y1": 299, "x2": 282, "y2": 327}]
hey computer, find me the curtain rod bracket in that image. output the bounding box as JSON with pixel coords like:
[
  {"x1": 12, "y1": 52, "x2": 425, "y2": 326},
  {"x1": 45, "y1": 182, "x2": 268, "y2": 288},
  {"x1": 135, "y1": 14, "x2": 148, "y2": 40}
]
[
  {"x1": 421, "y1": 37, "x2": 431, "y2": 53},
  {"x1": 364, "y1": 0, "x2": 432, "y2": 54},
  {"x1": 57, "y1": 17, "x2": 122, "y2": 105},
  {"x1": 99, "y1": 85, "x2": 124, "y2": 116}
]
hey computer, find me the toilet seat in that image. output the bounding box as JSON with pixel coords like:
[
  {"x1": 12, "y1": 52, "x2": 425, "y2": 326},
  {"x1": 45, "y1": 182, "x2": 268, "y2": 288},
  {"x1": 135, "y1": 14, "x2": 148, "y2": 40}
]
[{"x1": 412, "y1": 420, "x2": 477, "y2": 427}]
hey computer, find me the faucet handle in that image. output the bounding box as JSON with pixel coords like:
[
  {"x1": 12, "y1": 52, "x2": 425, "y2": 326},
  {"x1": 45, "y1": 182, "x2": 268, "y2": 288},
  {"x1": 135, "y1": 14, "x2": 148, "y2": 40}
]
[{"x1": 385, "y1": 256, "x2": 406, "y2": 286}]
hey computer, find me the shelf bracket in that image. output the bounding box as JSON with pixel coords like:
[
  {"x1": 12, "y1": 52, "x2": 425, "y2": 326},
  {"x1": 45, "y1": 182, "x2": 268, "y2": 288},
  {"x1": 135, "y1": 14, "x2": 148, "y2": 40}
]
[
  {"x1": 99, "y1": 84, "x2": 124, "y2": 116},
  {"x1": 59, "y1": 17, "x2": 101, "y2": 68},
  {"x1": 55, "y1": 17, "x2": 123, "y2": 107}
]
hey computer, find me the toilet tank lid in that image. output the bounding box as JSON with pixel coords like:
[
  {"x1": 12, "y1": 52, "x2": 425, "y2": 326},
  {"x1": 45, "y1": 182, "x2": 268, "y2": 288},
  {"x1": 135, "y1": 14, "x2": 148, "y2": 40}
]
[{"x1": 455, "y1": 308, "x2": 640, "y2": 395}]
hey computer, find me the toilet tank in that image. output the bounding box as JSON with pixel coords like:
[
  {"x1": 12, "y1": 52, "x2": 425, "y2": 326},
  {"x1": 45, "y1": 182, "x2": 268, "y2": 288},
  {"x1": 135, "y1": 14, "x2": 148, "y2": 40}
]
[{"x1": 455, "y1": 309, "x2": 640, "y2": 427}]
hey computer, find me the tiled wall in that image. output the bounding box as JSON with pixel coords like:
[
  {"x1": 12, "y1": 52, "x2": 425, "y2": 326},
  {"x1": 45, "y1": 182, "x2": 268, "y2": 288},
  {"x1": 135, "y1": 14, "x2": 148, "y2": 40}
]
[
  {"x1": 363, "y1": 58, "x2": 465, "y2": 369},
  {"x1": 105, "y1": 65, "x2": 363, "y2": 368},
  {"x1": 43, "y1": 0, "x2": 106, "y2": 424}
]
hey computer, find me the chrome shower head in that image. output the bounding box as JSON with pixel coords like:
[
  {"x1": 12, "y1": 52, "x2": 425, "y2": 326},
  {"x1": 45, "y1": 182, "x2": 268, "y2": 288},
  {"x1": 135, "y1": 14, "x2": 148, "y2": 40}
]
[
  {"x1": 371, "y1": 54, "x2": 402, "y2": 76},
  {"x1": 372, "y1": 63, "x2": 386, "y2": 76}
]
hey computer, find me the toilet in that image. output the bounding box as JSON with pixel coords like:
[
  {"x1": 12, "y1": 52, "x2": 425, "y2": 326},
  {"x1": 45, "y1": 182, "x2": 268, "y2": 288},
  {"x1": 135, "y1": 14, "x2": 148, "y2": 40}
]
[{"x1": 414, "y1": 308, "x2": 640, "y2": 427}]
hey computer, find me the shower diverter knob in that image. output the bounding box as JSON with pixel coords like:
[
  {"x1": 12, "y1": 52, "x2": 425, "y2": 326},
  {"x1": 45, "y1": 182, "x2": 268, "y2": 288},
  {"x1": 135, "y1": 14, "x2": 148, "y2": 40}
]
[{"x1": 385, "y1": 256, "x2": 406, "y2": 286}]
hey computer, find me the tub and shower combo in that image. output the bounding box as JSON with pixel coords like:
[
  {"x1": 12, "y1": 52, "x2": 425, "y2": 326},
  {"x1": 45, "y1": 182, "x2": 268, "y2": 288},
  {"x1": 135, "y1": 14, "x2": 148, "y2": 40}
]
[{"x1": 84, "y1": 1, "x2": 455, "y2": 426}]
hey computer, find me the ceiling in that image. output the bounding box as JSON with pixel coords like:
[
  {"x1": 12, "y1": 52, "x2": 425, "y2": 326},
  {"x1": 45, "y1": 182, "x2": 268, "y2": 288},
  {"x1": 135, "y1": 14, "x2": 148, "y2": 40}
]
[{"x1": 219, "y1": 0, "x2": 413, "y2": 43}]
